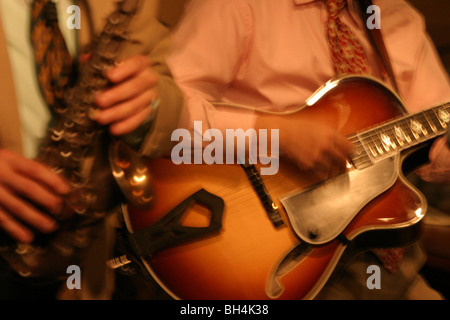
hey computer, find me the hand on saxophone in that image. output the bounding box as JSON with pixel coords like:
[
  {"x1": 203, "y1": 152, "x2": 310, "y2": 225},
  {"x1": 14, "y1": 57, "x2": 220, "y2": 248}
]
[
  {"x1": 0, "y1": 149, "x2": 71, "y2": 243},
  {"x1": 94, "y1": 54, "x2": 160, "y2": 136}
]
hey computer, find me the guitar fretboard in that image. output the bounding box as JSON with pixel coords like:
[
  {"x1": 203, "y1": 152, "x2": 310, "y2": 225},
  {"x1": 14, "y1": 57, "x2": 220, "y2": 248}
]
[{"x1": 348, "y1": 102, "x2": 449, "y2": 169}]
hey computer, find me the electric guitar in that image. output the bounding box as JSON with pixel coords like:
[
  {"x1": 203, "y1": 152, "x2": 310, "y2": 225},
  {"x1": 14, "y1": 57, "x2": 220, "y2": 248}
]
[{"x1": 118, "y1": 75, "x2": 449, "y2": 300}]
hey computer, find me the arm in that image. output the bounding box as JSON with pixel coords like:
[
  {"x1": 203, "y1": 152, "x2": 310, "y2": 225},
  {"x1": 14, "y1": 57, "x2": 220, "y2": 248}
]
[
  {"x1": 167, "y1": 0, "x2": 256, "y2": 133},
  {"x1": 168, "y1": 0, "x2": 353, "y2": 178}
]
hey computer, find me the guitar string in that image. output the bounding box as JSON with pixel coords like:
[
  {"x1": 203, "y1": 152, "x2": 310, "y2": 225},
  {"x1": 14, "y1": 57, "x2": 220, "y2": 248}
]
[
  {"x1": 347, "y1": 107, "x2": 447, "y2": 162},
  {"x1": 355, "y1": 107, "x2": 447, "y2": 147},
  {"x1": 347, "y1": 107, "x2": 445, "y2": 145},
  {"x1": 348, "y1": 104, "x2": 449, "y2": 164}
]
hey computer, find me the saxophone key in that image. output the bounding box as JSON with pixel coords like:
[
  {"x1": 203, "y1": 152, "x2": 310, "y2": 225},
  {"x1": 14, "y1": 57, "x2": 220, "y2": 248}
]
[
  {"x1": 108, "y1": 12, "x2": 126, "y2": 25},
  {"x1": 60, "y1": 151, "x2": 73, "y2": 158},
  {"x1": 51, "y1": 242, "x2": 75, "y2": 258}
]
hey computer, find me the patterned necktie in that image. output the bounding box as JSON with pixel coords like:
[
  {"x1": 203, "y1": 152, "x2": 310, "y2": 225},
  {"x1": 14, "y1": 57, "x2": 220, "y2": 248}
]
[
  {"x1": 30, "y1": 0, "x2": 74, "y2": 113},
  {"x1": 325, "y1": 0, "x2": 404, "y2": 273},
  {"x1": 326, "y1": 0, "x2": 369, "y2": 75}
]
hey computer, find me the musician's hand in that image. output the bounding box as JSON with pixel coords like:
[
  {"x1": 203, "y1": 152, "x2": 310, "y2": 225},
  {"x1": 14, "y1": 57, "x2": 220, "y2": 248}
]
[
  {"x1": 257, "y1": 115, "x2": 354, "y2": 180},
  {"x1": 0, "y1": 150, "x2": 71, "y2": 243},
  {"x1": 94, "y1": 54, "x2": 159, "y2": 136},
  {"x1": 416, "y1": 136, "x2": 450, "y2": 183}
]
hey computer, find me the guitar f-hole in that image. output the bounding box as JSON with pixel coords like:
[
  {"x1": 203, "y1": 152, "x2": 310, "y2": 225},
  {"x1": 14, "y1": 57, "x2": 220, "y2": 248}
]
[{"x1": 125, "y1": 189, "x2": 225, "y2": 257}]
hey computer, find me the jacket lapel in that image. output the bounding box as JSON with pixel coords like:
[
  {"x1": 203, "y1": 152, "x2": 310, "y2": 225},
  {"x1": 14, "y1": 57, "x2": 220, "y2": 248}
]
[{"x1": 0, "y1": 14, "x2": 24, "y2": 154}]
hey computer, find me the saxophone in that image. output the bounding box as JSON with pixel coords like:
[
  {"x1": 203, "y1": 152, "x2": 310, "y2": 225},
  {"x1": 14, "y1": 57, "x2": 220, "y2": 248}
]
[{"x1": 0, "y1": 0, "x2": 143, "y2": 278}]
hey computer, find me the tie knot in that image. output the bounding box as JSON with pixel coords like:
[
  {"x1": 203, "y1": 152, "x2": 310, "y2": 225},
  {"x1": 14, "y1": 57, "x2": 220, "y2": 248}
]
[
  {"x1": 31, "y1": 0, "x2": 57, "y2": 22},
  {"x1": 326, "y1": 0, "x2": 347, "y2": 19}
]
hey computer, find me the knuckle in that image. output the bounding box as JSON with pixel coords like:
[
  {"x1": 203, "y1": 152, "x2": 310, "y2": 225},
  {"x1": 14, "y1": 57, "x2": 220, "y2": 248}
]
[
  {"x1": 8, "y1": 199, "x2": 27, "y2": 218},
  {"x1": 0, "y1": 210, "x2": 11, "y2": 227},
  {"x1": 142, "y1": 68, "x2": 158, "y2": 85},
  {"x1": 21, "y1": 161, "x2": 42, "y2": 177}
]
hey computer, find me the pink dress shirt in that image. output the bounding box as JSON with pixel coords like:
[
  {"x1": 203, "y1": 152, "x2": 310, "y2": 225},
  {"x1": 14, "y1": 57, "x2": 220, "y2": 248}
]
[{"x1": 168, "y1": 0, "x2": 450, "y2": 181}]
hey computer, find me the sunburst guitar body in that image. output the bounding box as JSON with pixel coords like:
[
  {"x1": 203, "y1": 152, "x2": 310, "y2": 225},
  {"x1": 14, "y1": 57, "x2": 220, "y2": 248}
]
[{"x1": 120, "y1": 75, "x2": 449, "y2": 300}]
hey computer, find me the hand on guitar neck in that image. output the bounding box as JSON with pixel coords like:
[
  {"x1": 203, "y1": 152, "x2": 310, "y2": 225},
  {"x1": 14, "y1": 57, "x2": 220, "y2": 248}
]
[
  {"x1": 416, "y1": 133, "x2": 450, "y2": 184},
  {"x1": 0, "y1": 149, "x2": 71, "y2": 244}
]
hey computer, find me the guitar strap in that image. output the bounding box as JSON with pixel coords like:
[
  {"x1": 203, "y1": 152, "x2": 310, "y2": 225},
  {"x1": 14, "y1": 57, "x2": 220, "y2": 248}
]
[{"x1": 356, "y1": 0, "x2": 400, "y2": 93}]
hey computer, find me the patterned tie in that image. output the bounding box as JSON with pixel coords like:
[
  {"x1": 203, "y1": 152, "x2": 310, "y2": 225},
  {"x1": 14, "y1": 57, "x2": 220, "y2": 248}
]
[
  {"x1": 326, "y1": 0, "x2": 369, "y2": 75},
  {"x1": 325, "y1": 0, "x2": 404, "y2": 273},
  {"x1": 30, "y1": 0, "x2": 74, "y2": 113}
]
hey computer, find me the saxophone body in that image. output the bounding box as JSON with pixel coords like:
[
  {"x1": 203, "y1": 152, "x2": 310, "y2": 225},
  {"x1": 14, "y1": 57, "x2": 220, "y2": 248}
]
[{"x1": 0, "y1": 0, "x2": 143, "y2": 278}]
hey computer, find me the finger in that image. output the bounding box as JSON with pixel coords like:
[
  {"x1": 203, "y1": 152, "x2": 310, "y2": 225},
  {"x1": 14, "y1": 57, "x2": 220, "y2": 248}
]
[
  {"x1": 324, "y1": 144, "x2": 348, "y2": 167},
  {"x1": 335, "y1": 134, "x2": 356, "y2": 157},
  {"x1": 6, "y1": 172, "x2": 64, "y2": 215},
  {"x1": 96, "y1": 70, "x2": 158, "y2": 108},
  {"x1": 2, "y1": 151, "x2": 71, "y2": 196},
  {"x1": 79, "y1": 52, "x2": 92, "y2": 64},
  {"x1": 106, "y1": 55, "x2": 150, "y2": 83},
  {"x1": 109, "y1": 104, "x2": 154, "y2": 136},
  {"x1": 96, "y1": 89, "x2": 156, "y2": 127},
  {"x1": 0, "y1": 208, "x2": 34, "y2": 243},
  {"x1": 19, "y1": 162, "x2": 71, "y2": 196},
  {"x1": 0, "y1": 186, "x2": 58, "y2": 234},
  {"x1": 325, "y1": 135, "x2": 355, "y2": 176}
]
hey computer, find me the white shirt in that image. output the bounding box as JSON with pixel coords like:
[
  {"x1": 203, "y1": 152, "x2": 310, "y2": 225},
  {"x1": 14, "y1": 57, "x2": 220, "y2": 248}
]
[{"x1": 0, "y1": 0, "x2": 76, "y2": 158}]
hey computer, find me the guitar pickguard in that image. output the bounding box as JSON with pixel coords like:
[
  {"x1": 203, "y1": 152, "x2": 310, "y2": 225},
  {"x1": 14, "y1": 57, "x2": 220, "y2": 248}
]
[{"x1": 280, "y1": 156, "x2": 398, "y2": 245}]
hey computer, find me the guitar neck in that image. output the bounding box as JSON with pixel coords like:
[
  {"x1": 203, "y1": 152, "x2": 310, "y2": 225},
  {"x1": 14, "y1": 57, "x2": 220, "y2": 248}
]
[{"x1": 349, "y1": 102, "x2": 450, "y2": 169}]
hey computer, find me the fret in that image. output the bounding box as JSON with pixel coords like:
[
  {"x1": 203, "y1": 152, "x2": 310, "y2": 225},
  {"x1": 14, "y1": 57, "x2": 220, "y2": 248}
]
[
  {"x1": 350, "y1": 157, "x2": 372, "y2": 168},
  {"x1": 398, "y1": 118, "x2": 414, "y2": 144},
  {"x1": 348, "y1": 134, "x2": 372, "y2": 169},
  {"x1": 374, "y1": 138, "x2": 384, "y2": 155},
  {"x1": 416, "y1": 113, "x2": 430, "y2": 136},
  {"x1": 376, "y1": 125, "x2": 400, "y2": 157},
  {"x1": 436, "y1": 107, "x2": 449, "y2": 128},
  {"x1": 424, "y1": 110, "x2": 437, "y2": 132},
  {"x1": 380, "y1": 133, "x2": 390, "y2": 152},
  {"x1": 381, "y1": 126, "x2": 398, "y2": 151},
  {"x1": 430, "y1": 107, "x2": 445, "y2": 131},
  {"x1": 368, "y1": 132, "x2": 384, "y2": 157},
  {"x1": 352, "y1": 103, "x2": 448, "y2": 167},
  {"x1": 423, "y1": 109, "x2": 438, "y2": 133},
  {"x1": 393, "y1": 125, "x2": 406, "y2": 146},
  {"x1": 409, "y1": 117, "x2": 423, "y2": 140},
  {"x1": 359, "y1": 131, "x2": 385, "y2": 162},
  {"x1": 402, "y1": 117, "x2": 417, "y2": 144},
  {"x1": 356, "y1": 131, "x2": 381, "y2": 161},
  {"x1": 348, "y1": 136, "x2": 363, "y2": 166}
]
